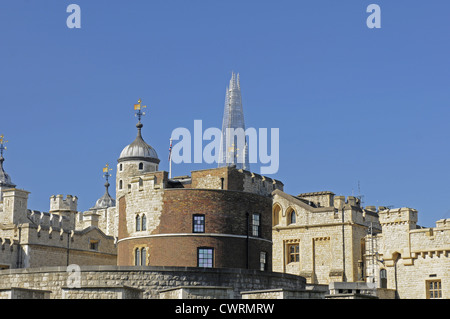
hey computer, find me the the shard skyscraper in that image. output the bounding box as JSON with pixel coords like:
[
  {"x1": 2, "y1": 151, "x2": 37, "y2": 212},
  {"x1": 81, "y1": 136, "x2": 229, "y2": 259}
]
[{"x1": 218, "y1": 72, "x2": 250, "y2": 171}]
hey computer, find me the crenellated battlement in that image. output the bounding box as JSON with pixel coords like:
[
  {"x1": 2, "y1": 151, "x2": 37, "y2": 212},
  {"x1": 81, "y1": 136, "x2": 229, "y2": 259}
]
[
  {"x1": 27, "y1": 209, "x2": 74, "y2": 231},
  {"x1": 378, "y1": 207, "x2": 418, "y2": 227},
  {"x1": 333, "y1": 195, "x2": 363, "y2": 209},
  {"x1": 240, "y1": 169, "x2": 284, "y2": 195},
  {"x1": 298, "y1": 191, "x2": 335, "y2": 208},
  {"x1": 0, "y1": 236, "x2": 17, "y2": 267},
  {"x1": 49, "y1": 194, "x2": 78, "y2": 212},
  {"x1": 0, "y1": 237, "x2": 15, "y2": 250}
]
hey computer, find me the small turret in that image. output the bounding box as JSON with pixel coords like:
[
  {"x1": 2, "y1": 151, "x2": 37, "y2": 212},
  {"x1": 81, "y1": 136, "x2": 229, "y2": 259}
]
[
  {"x1": 50, "y1": 194, "x2": 78, "y2": 213},
  {"x1": 49, "y1": 194, "x2": 78, "y2": 229},
  {"x1": 378, "y1": 207, "x2": 418, "y2": 230},
  {"x1": 117, "y1": 99, "x2": 160, "y2": 199},
  {"x1": 1, "y1": 188, "x2": 29, "y2": 225}
]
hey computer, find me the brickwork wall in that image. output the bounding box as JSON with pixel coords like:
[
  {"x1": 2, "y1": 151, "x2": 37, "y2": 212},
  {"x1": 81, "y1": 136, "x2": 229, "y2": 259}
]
[
  {"x1": 118, "y1": 188, "x2": 272, "y2": 270},
  {"x1": 119, "y1": 235, "x2": 271, "y2": 269}
]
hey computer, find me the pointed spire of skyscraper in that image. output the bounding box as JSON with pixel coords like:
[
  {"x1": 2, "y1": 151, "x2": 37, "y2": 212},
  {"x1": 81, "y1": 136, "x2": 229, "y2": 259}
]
[{"x1": 218, "y1": 73, "x2": 250, "y2": 171}]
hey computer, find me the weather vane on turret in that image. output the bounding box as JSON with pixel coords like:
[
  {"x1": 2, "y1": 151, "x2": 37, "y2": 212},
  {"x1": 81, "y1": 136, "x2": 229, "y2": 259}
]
[
  {"x1": 102, "y1": 163, "x2": 113, "y2": 184},
  {"x1": 0, "y1": 134, "x2": 8, "y2": 158},
  {"x1": 134, "y1": 99, "x2": 147, "y2": 123}
]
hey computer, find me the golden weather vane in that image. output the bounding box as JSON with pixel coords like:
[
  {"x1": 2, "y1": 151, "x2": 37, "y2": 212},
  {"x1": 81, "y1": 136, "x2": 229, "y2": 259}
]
[
  {"x1": 103, "y1": 163, "x2": 113, "y2": 182},
  {"x1": 0, "y1": 134, "x2": 8, "y2": 157},
  {"x1": 134, "y1": 99, "x2": 147, "y2": 122}
]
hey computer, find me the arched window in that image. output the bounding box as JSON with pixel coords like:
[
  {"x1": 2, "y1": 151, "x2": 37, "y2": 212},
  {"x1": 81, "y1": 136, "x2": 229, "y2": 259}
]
[
  {"x1": 136, "y1": 215, "x2": 141, "y2": 232},
  {"x1": 138, "y1": 162, "x2": 144, "y2": 170},
  {"x1": 134, "y1": 248, "x2": 140, "y2": 266},
  {"x1": 141, "y1": 214, "x2": 147, "y2": 231},
  {"x1": 119, "y1": 180, "x2": 123, "y2": 190},
  {"x1": 289, "y1": 210, "x2": 296, "y2": 224},
  {"x1": 141, "y1": 248, "x2": 146, "y2": 266},
  {"x1": 119, "y1": 164, "x2": 123, "y2": 171},
  {"x1": 273, "y1": 205, "x2": 281, "y2": 226}
]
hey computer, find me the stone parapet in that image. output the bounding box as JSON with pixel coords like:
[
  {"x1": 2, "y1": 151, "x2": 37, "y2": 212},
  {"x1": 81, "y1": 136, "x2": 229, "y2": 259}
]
[{"x1": 0, "y1": 265, "x2": 306, "y2": 299}]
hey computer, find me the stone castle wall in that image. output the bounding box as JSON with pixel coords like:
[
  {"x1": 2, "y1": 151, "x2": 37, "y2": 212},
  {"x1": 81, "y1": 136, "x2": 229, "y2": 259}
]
[
  {"x1": 0, "y1": 266, "x2": 307, "y2": 299},
  {"x1": 272, "y1": 191, "x2": 370, "y2": 284},
  {"x1": 366, "y1": 216, "x2": 450, "y2": 299},
  {"x1": 190, "y1": 166, "x2": 283, "y2": 196}
]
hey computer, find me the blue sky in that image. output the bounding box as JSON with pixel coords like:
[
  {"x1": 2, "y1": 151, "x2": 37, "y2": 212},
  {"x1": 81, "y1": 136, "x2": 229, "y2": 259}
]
[{"x1": 1, "y1": 1, "x2": 450, "y2": 227}]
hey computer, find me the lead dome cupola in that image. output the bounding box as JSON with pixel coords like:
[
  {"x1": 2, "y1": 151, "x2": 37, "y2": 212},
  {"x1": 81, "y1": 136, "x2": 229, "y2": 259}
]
[
  {"x1": 91, "y1": 164, "x2": 115, "y2": 210},
  {"x1": 118, "y1": 122, "x2": 160, "y2": 164}
]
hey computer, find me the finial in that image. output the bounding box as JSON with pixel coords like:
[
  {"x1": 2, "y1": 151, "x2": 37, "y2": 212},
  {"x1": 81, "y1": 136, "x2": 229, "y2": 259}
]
[
  {"x1": 0, "y1": 134, "x2": 8, "y2": 158},
  {"x1": 134, "y1": 98, "x2": 147, "y2": 123}
]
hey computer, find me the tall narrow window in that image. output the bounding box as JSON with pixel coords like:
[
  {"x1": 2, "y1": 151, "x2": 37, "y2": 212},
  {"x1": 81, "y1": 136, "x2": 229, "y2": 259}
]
[
  {"x1": 138, "y1": 162, "x2": 144, "y2": 170},
  {"x1": 141, "y1": 214, "x2": 147, "y2": 231},
  {"x1": 136, "y1": 215, "x2": 141, "y2": 232},
  {"x1": 119, "y1": 164, "x2": 123, "y2": 171},
  {"x1": 252, "y1": 213, "x2": 261, "y2": 237},
  {"x1": 289, "y1": 210, "x2": 296, "y2": 224},
  {"x1": 273, "y1": 205, "x2": 281, "y2": 226},
  {"x1": 134, "y1": 248, "x2": 140, "y2": 266},
  {"x1": 260, "y1": 252, "x2": 267, "y2": 271},
  {"x1": 193, "y1": 214, "x2": 205, "y2": 233},
  {"x1": 380, "y1": 269, "x2": 387, "y2": 288},
  {"x1": 141, "y1": 248, "x2": 146, "y2": 266},
  {"x1": 197, "y1": 248, "x2": 214, "y2": 268},
  {"x1": 220, "y1": 177, "x2": 224, "y2": 190},
  {"x1": 119, "y1": 180, "x2": 123, "y2": 190}
]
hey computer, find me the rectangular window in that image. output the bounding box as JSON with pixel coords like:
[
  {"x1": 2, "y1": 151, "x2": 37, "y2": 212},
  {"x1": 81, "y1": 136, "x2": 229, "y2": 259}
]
[
  {"x1": 252, "y1": 213, "x2": 261, "y2": 237},
  {"x1": 197, "y1": 248, "x2": 214, "y2": 268},
  {"x1": 89, "y1": 240, "x2": 99, "y2": 251},
  {"x1": 287, "y1": 244, "x2": 300, "y2": 263},
  {"x1": 427, "y1": 280, "x2": 442, "y2": 299},
  {"x1": 193, "y1": 214, "x2": 205, "y2": 233},
  {"x1": 260, "y1": 252, "x2": 267, "y2": 271}
]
